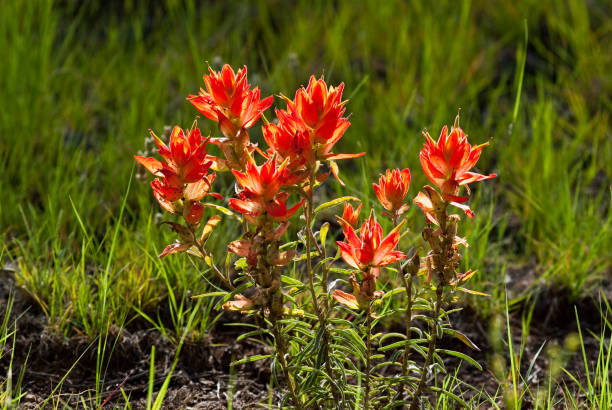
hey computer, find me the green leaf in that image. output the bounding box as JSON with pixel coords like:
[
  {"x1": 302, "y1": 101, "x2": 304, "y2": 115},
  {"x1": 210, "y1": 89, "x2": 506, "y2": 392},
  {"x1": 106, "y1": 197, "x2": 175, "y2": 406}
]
[
  {"x1": 378, "y1": 332, "x2": 407, "y2": 343},
  {"x1": 381, "y1": 287, "x2": 406, "y2": 300},
  {"x1": 457, "y1": 286, "x2": 490, "y2": 297},
  {"x1": 328, "y1": 318, "x2": 353, "y2": 327},
  {"x1": 329, "y1": 267, "x2": 355, "y2": 275},
  {"x1": 231, "y1": 354, "x2": 273, "y2": 366},
  {"x1": 281, "y1": 275, "x2": 304, "y2": 287},
  {"x1": 191, "y1": 291, "x2": 227, "y2": 299},
  {"x1": 314, "y1": 196, "x2": 360, "y2": 214},
  {"x1": 213, "y1": 282, "x2": 252, "y2": 311},
  {"x1": 234, "y1": 257, "x2": 248, "y2": 271},
  {"x1": 378, "y1": 339, "x2": 427, "y2": 352},
  {"x1": 429, "y1": 385, "x2": 470, "y2": 408},
  {"x1": 237, "y1": 329, "x2": 269, "y2": 342},
  {"x1": 372, "y1": 361, "x2": 402, "y2": 372},
  {"x1": 319, "y1": 222, "x2": 330, "y2": 249},
  {"x1": 437, "y1": 349, "x2": 482, "y2": 370},
  {"x1": 293, "y1": 251, "x2": 320, "y2": 262},
  {"x1": 338, "y1": 328, "x2": 366, "y2": 361},
  {"x1": 202, "y1": 203, "x2": 241, "y2": 220},
  {"x1": 443, "y1": 328, "x2": 480, "y2": 351}
]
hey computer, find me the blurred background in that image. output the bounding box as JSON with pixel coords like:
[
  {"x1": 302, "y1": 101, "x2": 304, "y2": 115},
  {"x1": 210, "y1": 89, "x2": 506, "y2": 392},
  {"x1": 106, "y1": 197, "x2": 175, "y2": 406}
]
[{"x1": 1, "y1": 0, "x2": 610, "y2": 335}]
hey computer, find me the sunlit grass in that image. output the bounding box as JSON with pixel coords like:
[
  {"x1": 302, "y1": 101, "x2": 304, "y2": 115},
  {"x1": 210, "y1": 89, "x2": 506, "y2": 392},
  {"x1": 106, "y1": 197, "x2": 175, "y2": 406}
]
[{"x1": 0, "y1": 0, "x2": 611, "y2": 407}]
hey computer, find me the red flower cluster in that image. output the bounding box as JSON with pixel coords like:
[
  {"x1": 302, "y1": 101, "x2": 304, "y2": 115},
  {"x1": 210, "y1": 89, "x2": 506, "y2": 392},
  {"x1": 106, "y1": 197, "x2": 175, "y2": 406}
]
[
  {"x1": 419, "y1": 116, "x2": 496, "y2": 203},
  {"x1": 228, "y1": 158, "x2": 304, "y2": 225},
  {"x1": 415, "y1": 115, "x2": 496, "y2": 220},
  {"x1": 373, "y1": 168, "x2": 411, "y2": 216},
  {"x1": 336, "y1": 212, "x2": 406, "y2": 274},
  {"x1": 263, "y1": 76, "x2": 364, "y2": 183},
  {"x1": 334, "y1": 212, "x2": 406, "y2": 309},
  {"x1": 134, "y1": 125, "x2": 221, "y2": 221},
  {"x1": 189, "y1": 65, "x2": 273, "y2": 139}
]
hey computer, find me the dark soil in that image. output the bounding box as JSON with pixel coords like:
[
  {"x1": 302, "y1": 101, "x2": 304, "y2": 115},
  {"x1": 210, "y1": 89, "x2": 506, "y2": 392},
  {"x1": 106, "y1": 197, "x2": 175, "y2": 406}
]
[{"x1": 0, "y1": 267, "x2": 608, "y2": 409}]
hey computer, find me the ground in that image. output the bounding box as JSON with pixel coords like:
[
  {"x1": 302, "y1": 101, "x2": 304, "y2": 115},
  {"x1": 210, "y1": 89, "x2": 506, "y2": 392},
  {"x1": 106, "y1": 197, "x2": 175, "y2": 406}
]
[{"x1": 2, "y1": 266, "x2": 607, "y2": 409}]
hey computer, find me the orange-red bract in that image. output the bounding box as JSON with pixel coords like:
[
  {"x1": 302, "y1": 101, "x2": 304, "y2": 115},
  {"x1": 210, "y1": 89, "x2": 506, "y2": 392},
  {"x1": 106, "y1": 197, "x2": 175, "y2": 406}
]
[
  {"x1": 285, "y1": 76, "x2": 348, "y2": 145},
  {"x1": 269, "y1": 76, "x2": 365, "y2": 184},
  {"x1": 419, "y1": 116, "x2": 496, "y2": 203},
  {"x1": 228, "y1": 158, "x2": 303, "y2": 224},
  {"x1": 331, "y1": 289, "x2": 360, "y2": 310},
  {"x1": 134, "y1": 125, "x2": 221, "y2": 213},
  {"x1": 188, "y1": 65, "x2": 273, "y2": 138},
  {"x1": 373, "y1": 168, "x2": 411, "y2": 214},
  {"x1": 135, "y1": 126, "x2": 213, "y2": 184},
  {"x1": 336, "y1": 212, "x2": 406, "y2": 273},
  {"x1": 262, "y1": 120, "x2": 315, "y2": 174},
  {"x1": 341, "y1": 202, "x2": 362, "y2": 229},
  {"x1": 184, "y1": 201, "x2": 204, "y2": 225},
  {"x1": 413, "y1": 185, "x2": 450, "y2": 225}
]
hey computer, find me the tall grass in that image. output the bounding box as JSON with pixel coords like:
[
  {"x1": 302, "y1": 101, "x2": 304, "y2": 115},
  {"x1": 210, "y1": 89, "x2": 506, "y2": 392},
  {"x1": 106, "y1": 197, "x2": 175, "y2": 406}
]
[{"x1": 0, "y1": 4, "x2": 610, "y2": 404}]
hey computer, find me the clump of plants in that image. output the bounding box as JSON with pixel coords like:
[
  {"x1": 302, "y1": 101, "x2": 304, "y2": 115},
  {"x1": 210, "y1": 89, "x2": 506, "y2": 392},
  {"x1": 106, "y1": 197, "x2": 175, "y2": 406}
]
[{"x1": 134, "y1": 64, "x2": 496, "y2": 408}]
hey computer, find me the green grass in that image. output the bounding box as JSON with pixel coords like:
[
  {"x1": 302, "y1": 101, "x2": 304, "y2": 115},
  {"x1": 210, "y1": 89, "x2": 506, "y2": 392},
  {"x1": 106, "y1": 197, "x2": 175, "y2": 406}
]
[{"x1": 1, "y1": 0, "x2": 611, "y2": 407}]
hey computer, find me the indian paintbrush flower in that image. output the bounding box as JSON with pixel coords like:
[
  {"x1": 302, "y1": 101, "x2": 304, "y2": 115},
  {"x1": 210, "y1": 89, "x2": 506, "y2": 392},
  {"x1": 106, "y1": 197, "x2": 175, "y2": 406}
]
[
  {"x1": 333, "y1": 212, "x2": 405, "y2": 310},
  {"x1": 341, "y1": 202, "x2": 362, "y2": 229},
  {"x1": 373, "y1": 168, "x2": 411, "y2": 216},
  {"x1": 417, "y1": 114, "x2": 496, "y2": 218},
  {"x1": 272, "y1": 76, "x2": 365, "y2": 184},
  {"x1": 336, "y1": 211, "x2": 406, "y2": 274},
  {"x1": 134, "y1": 125, "x2": 221, "y2": 213},
  {"x1": 134, "y1": 65, "x2": 497, "y2": 407},
  {"x1": 419, "y1": 115, "x2": 496, "y2": 202},
  {"x1": 228, "y1": 157, "x2": 304, "y2": 224},
  {"x1": 188, "y1": 64, "x2": 273, "y2": 138}
]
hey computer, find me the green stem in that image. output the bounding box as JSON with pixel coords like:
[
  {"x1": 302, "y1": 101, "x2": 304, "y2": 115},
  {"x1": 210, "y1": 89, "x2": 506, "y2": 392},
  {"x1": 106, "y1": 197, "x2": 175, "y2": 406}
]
[
  {"x1": 409, "y1": 285, "x2": 442, "y2": 410},
  {"x1": 304, "y1": 171, "x2": 341, "y2": 406},
  {"x1": 189, "y1": 225, "x2": 233, "y2": 290},
  {"x1": 305, "y1": 173, "x2": 321, "y2": 318},
  {"x1": 399, "y1": 273, "x2": 413, "y2": 392},
  {"x1": 273, "y1": 320, "x2": 302, "y2": 410},
  {"x1": 364, "y1": 304, "x2": 373, "y2": 410},
  {"x1": 392, "y1": 212, "x2": 413, "y2": 400}
]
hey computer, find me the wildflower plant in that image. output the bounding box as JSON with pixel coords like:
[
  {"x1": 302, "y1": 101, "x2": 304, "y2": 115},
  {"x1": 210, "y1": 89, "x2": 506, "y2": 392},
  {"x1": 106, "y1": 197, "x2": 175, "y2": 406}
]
[{"x1": 134, "y1": 64, "x2": 496, "y2": 408}]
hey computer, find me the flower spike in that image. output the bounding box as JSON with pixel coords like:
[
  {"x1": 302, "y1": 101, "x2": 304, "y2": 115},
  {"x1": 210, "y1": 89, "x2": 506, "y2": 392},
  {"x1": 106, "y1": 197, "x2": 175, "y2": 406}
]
[
  {"x1": 419, "y1": 114, "x2": 496, "y2": 203},
  {"x1": 336, "y1": 210, "x2": 406, "y2": 272},
  {"x1": 373, "y1": 168, "x2": 411, "y2": 215},
  {"x1": 188, "y1": 64, "x2": 273, "y2": 137}
]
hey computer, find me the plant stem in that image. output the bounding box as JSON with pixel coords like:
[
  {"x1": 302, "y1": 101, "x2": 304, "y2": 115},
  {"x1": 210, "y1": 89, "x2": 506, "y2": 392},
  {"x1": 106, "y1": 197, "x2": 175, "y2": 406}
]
[
  {"x1": 392, "y1": 213, "x2": 413, "y2": 400},
  {"x1": 409, "y1": 284, "x2": 442, "y2": 410},
  {"x1": 305, "y1": 173, "x2": 321, "y2": 318},
  {"x1": 189, "y1": 225, "x2": 233, "y2": 290},
  {"x1": 399, "y1": 272, "x2": 413, "y2": 394},
  {"x1": 364, "y1": 304, "x2": 373, "y2": 410},
  {"x1": 304, "y1": 171, "x2": 341, "y2": 405},
  {"x1": 273, "y1": 320, "x2": 302, "y2": 410}
]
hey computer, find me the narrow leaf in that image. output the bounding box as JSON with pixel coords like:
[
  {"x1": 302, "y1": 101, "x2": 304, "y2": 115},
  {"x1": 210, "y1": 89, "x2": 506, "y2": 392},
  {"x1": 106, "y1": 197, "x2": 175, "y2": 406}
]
[
  {"x1": 437, "y1": 349, "x2": 482, "y2": 370},
  {"x1": 231, "y1": 354, "x2": 272, "y2": 366},
  {"x1": 200, "y1": 215, "x2": 222, "y2": 242},
  {"x1": 314, "y1": 196, "x2": 360, "y2": 214}
]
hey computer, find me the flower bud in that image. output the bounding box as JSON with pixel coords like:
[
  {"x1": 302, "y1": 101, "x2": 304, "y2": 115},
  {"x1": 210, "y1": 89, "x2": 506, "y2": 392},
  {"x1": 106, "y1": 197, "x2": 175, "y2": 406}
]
[
  {"x1": 422, "y1": 227, "x2": 441, "y2": 252},
  {"x1": 342, "y1": 202, "x2": 362, "y2": 228},
  {"x1": 373, "y1": 168, "x2": 411, "y2": 214},
  {"x1": 405, "y1": 252, "x2": 420, "y2": 276},
  {"x1": 446, "y1": 214, "x2": 459, "y2": 237},
  {"x1": 184, "y1": 201, "x2": 204, "y2": 225}
]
